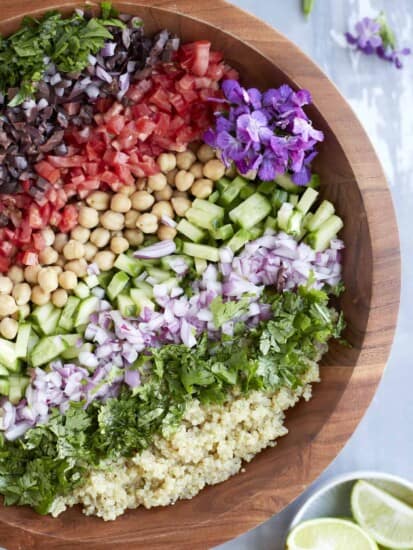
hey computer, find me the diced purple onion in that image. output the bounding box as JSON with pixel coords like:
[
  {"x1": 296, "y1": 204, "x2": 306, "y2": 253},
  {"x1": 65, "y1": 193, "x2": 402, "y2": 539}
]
[{"x1": 134, "y1": 240, "x2": 176, "y2": 259}]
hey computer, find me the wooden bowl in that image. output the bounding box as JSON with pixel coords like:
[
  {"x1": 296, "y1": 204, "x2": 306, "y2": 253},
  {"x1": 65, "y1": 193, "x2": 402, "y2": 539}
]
[{"x1": 0, "y1": 1, "x2": 400, "y2": 548}]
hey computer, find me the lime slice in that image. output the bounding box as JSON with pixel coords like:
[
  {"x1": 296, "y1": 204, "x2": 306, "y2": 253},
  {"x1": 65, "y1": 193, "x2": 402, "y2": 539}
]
[
  {"x1": 351, "y1": 480, "x2": 413, "y2": 549},
  {"x1": 286, "y1": 518, "x2": 378, "y2": 550}
]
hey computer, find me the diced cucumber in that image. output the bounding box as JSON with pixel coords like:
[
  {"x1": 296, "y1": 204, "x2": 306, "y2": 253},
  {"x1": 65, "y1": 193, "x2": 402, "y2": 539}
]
[
  {"x1": 117, "y1": 294, "x2": 137, "y2": 317},
  {"x1": 272, "y1": 189, "x2": 289, "y2": 211},
  {"x1": 107, "y1": 271, "x2": 130, "y2": 301},
  {"x1": 185, "y1": 208, "x2": 221, "y2": 231},
  {"x1": 31, "y1": 303, "x2": 61, "y2": 335},
  {"x1": 240, "y1": 184, "x2": 256, "y2": 199},
  {"x1": 306, "y1": 200, "x2": 335, "y2": 231},
  {"x1": 98, "y1": 271, "x2": 114, "y2": 288},
  {"x1": 194, "y1": 258, "x2": 208, "y2": 275},
  {"x1": 74, "y1": 282, "x2": 90, "y2": 299},
  {"x1": 212, "y1": 224, "x2": 234, "y2": 241},
  {"x1": 227, "y1": 229, "x2": 252, "y2": 253},
  {"x1": 287, "y1": 210, "x2": 304, "y2": 237},
  {"x1": 265, "y1": 216, "x2": 278, "y2": 230},
  {"x1": 177, "y1": 219, "x2": 206, "y2": 243},
  {"x1": 308, "y1": 173, "x2": 321, "y2": 189},
  {"x1": 208, "y1": 190, "x2": 220, "y2": 203},
  {"x1": 60, "y1": 334, "x2": 82, "y2": 348},
  {"x1": 229, "y1": 193, "x2": 271, "y2": 230},
  {"x1": 296, "y1": 187, "x2": 319, "y2": 214},
  {"x1": 257, "y1": 180, "x2": 275, "y2": 195},
  {"x1": 182, "y1": 243, "x2": 220, "y2": 262},
  {"x1": 30, "y1": 335, "x2": 67, "y2": 367},
  {"x1": 146, "y1": 267, "x2": 171, "y2": 284},
  {"x1": 217, "y1": 177, "x2": 231, "y2": 192},
  {"x1": 114, "y1": 254, "x2": 143, "y2": 277},
  {"x1": 74, "y1": 296, "x2": 99, "y2": 327},
  {"x1": 28, "y1": 332, "x2": 39, "y2": 354},
  {"x1": 61, "y1": 342, "x2": 93, "y2": 360},
  {"x1": 192, "y1": 199, "x2": 224, "y2": 219},
  {"x1": 0, "y1": 339, "x2": 18, "y2": 372},
  {"x1": 132, "y1": 280, "x2": 154, "y2": 298},
  {"x1": 220, "y1": 175, "x2": 248, "y2": 205},
  {"x1": 289, "y1": 194, "x2": 299, "y2": 206},
  {"x1": 306, "y1": 215, "x2": 344, "y2": 251},
  {"x1": 0, "y1": 378, "x2": 9, "y2": 396},
  {"x1": 84, "y1": 274, "x2": 99, "y2": 288},
  {"x1": 275, "y1": 173, "x2": 301, "y2": 193},
  {"x1": 0, "y1": 365, "x2": 9, "y2": 376},
  {"x1": 17, "y1": 305, "x2": 30, "y2": 321},
  {"x1": 174, "y1": 237, "x2": 183, "y2": 253},
  {"x1": 58, "y1": 296, "x2": 81, "y2": 332},
  {"x1": 277, "y1": 202, "x2": 294, "y2": 231},
  {"x1": 8, "y1": 376, "x2": 29, "y2": 405},
  {"x1": 161, "y1": 277, "x2": 179, "y2": 292},
  {"x1": 249, "y1": 225, "x2": 264, "y2": 240},
  {"x1": 15, "y1": 323, "x2": 31, "y2": 359},
  {"x1": 130, "y1": 289, "x2": 155, "y2": 314}
]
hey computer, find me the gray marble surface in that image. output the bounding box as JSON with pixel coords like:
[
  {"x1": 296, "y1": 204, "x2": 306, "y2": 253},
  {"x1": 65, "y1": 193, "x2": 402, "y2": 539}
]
[{"x1": 218, "y1": 1, "x2": 413, "y2": 548}]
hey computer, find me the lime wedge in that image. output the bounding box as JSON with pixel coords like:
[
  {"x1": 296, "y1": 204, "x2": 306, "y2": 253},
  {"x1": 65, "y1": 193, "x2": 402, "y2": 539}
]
[
  {"x1": 351, "y1": 480, "x2": 413, "y2": 549},
  {"x1": 286, "y1": 518, "x2": 378, "y2": 550}
]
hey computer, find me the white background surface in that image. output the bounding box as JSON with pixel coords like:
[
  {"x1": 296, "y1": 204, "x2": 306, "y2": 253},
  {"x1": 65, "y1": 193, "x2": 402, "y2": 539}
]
[{"x1": 218, "y1": 0, "x2": 413, "y2": 548}]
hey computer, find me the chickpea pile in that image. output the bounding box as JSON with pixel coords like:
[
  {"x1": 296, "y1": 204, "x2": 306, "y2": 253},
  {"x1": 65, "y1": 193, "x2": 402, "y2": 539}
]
[{"x1": 0, "y1": 144, "x2": 227, "y2": 341}]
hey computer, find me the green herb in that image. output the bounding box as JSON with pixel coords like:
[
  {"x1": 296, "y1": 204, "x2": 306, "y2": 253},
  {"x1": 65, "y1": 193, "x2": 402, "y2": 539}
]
[
  {"x1": 210, "y1": 295, "x2": 250, "y2": 328},
  {"x1": 302, "y1": 0, "x2": 315, "y2": 16},
  {"x1": 0, "y1": 287, "x2": 344, "y2": 513},
  {"x1": 0, "y1": 3, "x2": 124, "y2": 105},
  {"x1": 376, "y1": 11, "x2": 396, "y2": 49}
]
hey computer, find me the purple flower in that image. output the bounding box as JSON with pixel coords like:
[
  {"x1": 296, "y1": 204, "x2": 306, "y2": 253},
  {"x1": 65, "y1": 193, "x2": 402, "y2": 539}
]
[
  {"x1": 236, "y1": 110, "x2": 271, "y2": 144},
  {"x1": 345, "y1": 17, "x2": 382, "y2": 54},
  {"x1": 345, "y1": 12, "x2": 410, "y2": 69},
  {"x1": 222, "y1": 79, "x2": 250, "y2": 104}
]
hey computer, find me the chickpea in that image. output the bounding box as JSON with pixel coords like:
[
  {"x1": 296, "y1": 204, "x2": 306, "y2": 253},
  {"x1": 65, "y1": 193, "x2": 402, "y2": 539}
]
[
  {"x1": 84, "y1": 242, "x2": 98, "y2": 261},
  {"x1": 31, "y1": 286, "x2": 50, "y2": 306},
  {"x1": 71, "y1": 225, "x2": 90, "y2": 244},
  {"x1": 63, "y1": 240, "x2": 85, "y2": 261},
  {"x1": 131, "y1": 191, "x2": 155, "y2": 212},
  {"x1": 12, "y1": 283, "x2": 31, "y2": 306},
  {"x1": 38, "y1": 246, "x2": 59, "y2": 266},
  {"x1": 151, "y1": 201, "x2": 174, "y2": 220},
  {"x1": 203, "y1": 159, "x2": 226, "y2": 181},
  {"x1": 100, "y1": 211, "x2": 124, "y2": 231},
  {"x1": 50, "y1": 265, "x2": 63, "y2": 275},
  {"x1": 197, "y1": 143, "x2": 215, "y2": 163},
  {"x1": 173, "y1": 190, "x2": 189, "y2": 198},
  {"x1": 59, "y1": 270, "x2": 78, "y2": 291},
  {"x1": 111, "y1": 193, "x2": 132, "y2": 213},
  {"x1": 41, "y1": 227, "x2": 55, "y2": 247},
  {"x1": 154, "y1": 184, "x2": 173, "y2": 201},
  {"x1": 24, "y1": 265, "x2": 41, "y2": 284},
  {"x1": 158, "y1": 225, "x2": 177, "y2": 241},
  {"x1": 86, "y1": 191, "x2": 111, "y2": 211},
  {"x1": 78, "y1": 206, "x2": 99, "y2": 228},
  {"x1": 90, "y1": 228, "x2": 111, "y2": 248},
  {"x1": 171, "y1": 197, "x2": 192, "y2": 217},
  {"x1": 157, "y1": 153, "x2": 177, "y2": 173},
  {"x1": 94, "y1": 251, "x2": 115, "y2": 272},
  {"x1": 38, "y1": 267, "x2": 59, "y2": 293},
  {"x1": 118, "y1": 185, "x2": 135, "y2": 197},
  {"x1": 0, "y1": 295, "x2": 17, "y2": 320},
  {"x1": 147, "y1": 173, "x2": 167, "y2": 192},
  {"x1": 53, "y1": 233, "x2": 69, "y2": 253},
  {"x1": 64, "y1": 259, "x2": 88, "y2": 278},
  {"x1": 125, "y1": 210, "x2": 140, "y2": 229},
  {"x1": 175, "y1": 170, "x2": 195, "y2": 192},
  {"x1": 136, "y1": 213, "x2": 158, "y2": 234},
  {"x1": 135, "y1": 177, "x2": 146, "y2": 191},
  {"x1": 55, "y1": 257, "x2": 65, "y2": 268},
  {"x1": 8, "y1": 266, "x2": 24, "y2": 284},
  {"x1": 52, "y1": 289, "x2": 68, "y2": 308},
  {"x1": 0, "y1": 317, "x2": 18, "y2": 340},
  {"x1": 124, "y1": 229, "x2": 144, "y2": 247},
  {"x1": 190, "y1": 162, "x2": 204, "y2": 180},
  {"x1": 110, "y1": 236, "x2": 129, "y2": 255},
  {"x1": 191, "y1": 178, "x2": 213, "y2": 198},
  {"x1": 176, "y1": 150, "x2": 196, "y2": 170},
  {"x1": 166, "y1": 168, "x2": 178, "y2": 186},
  {"x1": 0, "y1": 276, "x2": 13, "y2": 295}
]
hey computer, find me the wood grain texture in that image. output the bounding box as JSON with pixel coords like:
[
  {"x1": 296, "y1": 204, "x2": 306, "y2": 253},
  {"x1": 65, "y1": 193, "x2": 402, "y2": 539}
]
[{"x1": 0, "y1": 1, "x2": 400, "y2": 548}]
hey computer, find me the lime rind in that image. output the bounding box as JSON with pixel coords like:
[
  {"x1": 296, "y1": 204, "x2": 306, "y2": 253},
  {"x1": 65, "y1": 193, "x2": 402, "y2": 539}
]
[
  {"x1": 351, "y1": 480, "x2": 413, "y2": 549},
  {"x1": 286, "y1": 517, "x2": 378, "y2": 550}
]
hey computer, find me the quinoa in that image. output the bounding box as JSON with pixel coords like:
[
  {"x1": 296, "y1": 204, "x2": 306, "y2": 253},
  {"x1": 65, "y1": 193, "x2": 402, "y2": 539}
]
[{"x1": 50, "y1": 364, "x2": 319, "y2": 521}]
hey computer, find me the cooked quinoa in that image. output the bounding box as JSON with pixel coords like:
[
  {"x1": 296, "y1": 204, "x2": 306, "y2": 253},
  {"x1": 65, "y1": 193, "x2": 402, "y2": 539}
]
[{"x1": 51, "y1": 364, "x2": 319, "y2": 521}]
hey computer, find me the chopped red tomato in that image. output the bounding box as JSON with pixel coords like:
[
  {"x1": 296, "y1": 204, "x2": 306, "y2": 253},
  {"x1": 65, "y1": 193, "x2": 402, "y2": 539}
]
[{"x1": 179, "y1": 41, "x2": 211, "y2": 76}]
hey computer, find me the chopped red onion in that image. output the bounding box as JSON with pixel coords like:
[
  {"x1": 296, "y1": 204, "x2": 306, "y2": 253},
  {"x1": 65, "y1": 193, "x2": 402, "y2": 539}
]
[{"x1": 134, "y1": 240, "x2": 176, "y2": 259}]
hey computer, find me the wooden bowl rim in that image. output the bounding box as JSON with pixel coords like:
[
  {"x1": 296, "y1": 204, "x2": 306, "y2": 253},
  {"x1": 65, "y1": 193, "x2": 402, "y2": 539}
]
[{"x1": 0, "y1": 1, "x2": 400, "y2": 548}]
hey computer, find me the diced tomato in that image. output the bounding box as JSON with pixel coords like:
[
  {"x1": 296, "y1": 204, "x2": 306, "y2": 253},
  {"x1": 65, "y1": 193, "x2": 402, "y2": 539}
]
[
  {"x1": 48, "y1": 155, "x2": 85, "y2": 169},
  {"x1": 0, "y1": 255, "x2": 10, "y2": 273},
  {"x1": 32, "y1": 232, "x2": 46, "y2": 251},
  {"x1": 115, "y1": 164, "x2": 134, "y2": 186},
  {"x1": 103, "y1": 102, "x2": 124, "y2": 122},
  {"x1": 21, "y1": 251, "x2": 38, "y2": 266},
  {"x1": 0, "y1": 241, "x2": 13, "y2": 256},
  {"x1": 64, "y1": 102, "x2": 81, "y2": 116},
  {"x1": 106, "y1": 115, "x2": 126, "y2": 135},
  {"x1": 35, "y1": 161, "x2": 60, "y2": 184},
  {"x1": 58, "y1": 204, "x2": 78, "y2": 233},
  {"x1": 135, "y1": 117, "x2": 157, "y2": 141},
  {"x1": 179, "y1": 41, "x2": 211, "y2": 76}
]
